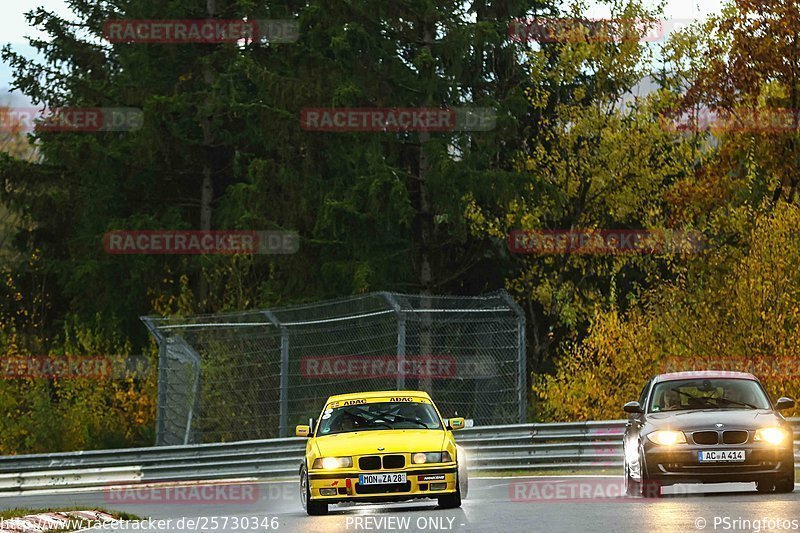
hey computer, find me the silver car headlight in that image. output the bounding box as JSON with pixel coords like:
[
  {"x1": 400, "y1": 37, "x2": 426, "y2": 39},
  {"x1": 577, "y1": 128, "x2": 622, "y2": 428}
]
[
  {"x1": 754, "y1": 427, "x2": 789, "y2": 445},
  {"x1": 646, "y1": 430, "x2": 687, "y2": 446}
]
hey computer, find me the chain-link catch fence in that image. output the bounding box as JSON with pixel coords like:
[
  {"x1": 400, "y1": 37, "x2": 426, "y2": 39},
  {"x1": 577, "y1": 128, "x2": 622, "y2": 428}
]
[{"x1": 141, "y1": 290, "x2": 526, "y2": 445}]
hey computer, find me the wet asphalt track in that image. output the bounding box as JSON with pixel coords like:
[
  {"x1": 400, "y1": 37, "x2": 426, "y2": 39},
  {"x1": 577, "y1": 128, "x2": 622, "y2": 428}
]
[{"x1": 2, "y1": 476, "x2": 800, "y2": 533}]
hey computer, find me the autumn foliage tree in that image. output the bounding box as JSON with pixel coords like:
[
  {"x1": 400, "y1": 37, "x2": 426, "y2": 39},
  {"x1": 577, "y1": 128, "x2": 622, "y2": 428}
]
[{"x1": 537, "y1": 204, "x2": 800, "y2": 421}]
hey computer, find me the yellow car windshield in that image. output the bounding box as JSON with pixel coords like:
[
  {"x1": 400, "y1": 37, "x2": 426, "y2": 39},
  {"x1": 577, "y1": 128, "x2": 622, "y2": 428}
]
[{"x1": 317, "y1": 401, "x2": 443, "y2": 435}]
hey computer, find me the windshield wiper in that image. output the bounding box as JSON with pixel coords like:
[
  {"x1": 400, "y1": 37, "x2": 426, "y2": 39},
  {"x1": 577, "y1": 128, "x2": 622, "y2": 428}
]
[
  {"x1": 716, "y1": 397, "x2": 759, "y2": 409},
  {"x1": 390, "y1": 414, "x2": 430, "y2": 428},
  {"x1": 672, "y1": 388, "x2": 714, "y2": 407}
]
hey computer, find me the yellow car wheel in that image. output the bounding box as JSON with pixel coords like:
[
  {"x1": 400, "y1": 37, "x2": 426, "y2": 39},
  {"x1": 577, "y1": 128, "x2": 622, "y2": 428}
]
[
  {"x1": 300, "y1": 465, "x2": 328, "y2": 516},
  {"x1": 437, "y1": 469, "x2": 462, "y2": 509}
]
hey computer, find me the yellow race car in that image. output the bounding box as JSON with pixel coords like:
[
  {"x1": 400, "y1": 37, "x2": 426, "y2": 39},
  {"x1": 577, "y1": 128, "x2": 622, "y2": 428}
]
[{"x1": 296, "y1": 390, "x2": 468, "y2": 515}]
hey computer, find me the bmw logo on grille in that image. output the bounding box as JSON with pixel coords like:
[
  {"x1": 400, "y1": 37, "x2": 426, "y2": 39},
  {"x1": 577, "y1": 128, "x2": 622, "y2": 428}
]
[
  {"x1": 715, "y1": 423, "x2": 724, "y2": 428},
  {"x1": 378, "y1": 447, "x2": 385, "y2": 451}
]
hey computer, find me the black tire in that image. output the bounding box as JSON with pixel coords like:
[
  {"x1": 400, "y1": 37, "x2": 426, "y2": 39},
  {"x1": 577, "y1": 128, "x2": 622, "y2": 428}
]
[
  {"x1": 756, "y1": 478, "x2": 774, "y2": 493},
  {"x1": 773, "y1": 468, "x2": 795, "y2": 493},
  {"x1": 625, "y1": 444, "x2": 660, "y2": 498},
  {"x1": 438, "y1": 472, "x2": 462, "y2": 509},
  {"x1": 624, "y1": 455, "x2": 641, "y2": 497},
  {"x1": 640, "y1": 478, "x2": 662, "y2": 498},
  {"x1": 300, "y1": 465, "x2": 328, "y2": 516},
  {"x1": 775, "y1": 475, "x2": 795, "y2": 494}
]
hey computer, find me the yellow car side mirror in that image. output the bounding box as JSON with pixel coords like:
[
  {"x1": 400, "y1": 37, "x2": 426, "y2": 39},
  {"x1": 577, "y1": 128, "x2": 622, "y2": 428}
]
[
  {"x1": 296, "y1": 425, "x2": 310, "y2": 437},
  {"x1": 448, "y1": 417, "x2": 465, "y2": 430}
]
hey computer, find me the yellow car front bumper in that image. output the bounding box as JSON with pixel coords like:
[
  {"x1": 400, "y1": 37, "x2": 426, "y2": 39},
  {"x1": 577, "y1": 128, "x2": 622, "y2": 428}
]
[{"x1": 308, "y1": 465, "x2": 458, "y2": 502}]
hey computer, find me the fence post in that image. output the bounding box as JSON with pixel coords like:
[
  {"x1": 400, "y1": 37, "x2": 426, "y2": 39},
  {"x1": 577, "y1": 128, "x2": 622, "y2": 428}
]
[
  {"x1": 184, "y1": 359, "x2": 202, "y2": 445},
  {"x1": 155, "y1": 340, "x2": 168, "y2": 445},
  {"x1": 500, "y1": 291, "x2": 527, "y2": 424},
  {"x1": 140, "y1": 316, "x2": 167, "y2": 445},
  {"x1": 263, "y1": 310, "x2": 289, "y2": 437},
  {"x1": 382, "y1": 293, "x2": 406, "y2": 390}
]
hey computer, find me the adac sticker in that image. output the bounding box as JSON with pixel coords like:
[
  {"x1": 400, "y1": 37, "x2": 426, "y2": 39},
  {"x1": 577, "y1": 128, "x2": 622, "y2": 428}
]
[{"x1": 340, "y1": 399, "x2": 367, "y2": 406}]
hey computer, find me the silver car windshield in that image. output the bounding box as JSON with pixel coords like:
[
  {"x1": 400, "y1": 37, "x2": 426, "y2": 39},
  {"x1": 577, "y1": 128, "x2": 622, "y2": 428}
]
[{"x1": 649, "y1": 379, "x2": 771, "y2": 412}]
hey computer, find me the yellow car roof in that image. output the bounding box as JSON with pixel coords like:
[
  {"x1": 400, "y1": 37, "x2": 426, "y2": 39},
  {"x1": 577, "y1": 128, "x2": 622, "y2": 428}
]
[{"x1": 325, "y1": 390, "x2": 432, "y2": 403}]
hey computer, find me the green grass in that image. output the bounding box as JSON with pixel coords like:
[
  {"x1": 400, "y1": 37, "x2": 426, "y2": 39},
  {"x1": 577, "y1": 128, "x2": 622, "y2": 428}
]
[{"x1": 0, "y1": 507, "x2": 140, "y2": 532}]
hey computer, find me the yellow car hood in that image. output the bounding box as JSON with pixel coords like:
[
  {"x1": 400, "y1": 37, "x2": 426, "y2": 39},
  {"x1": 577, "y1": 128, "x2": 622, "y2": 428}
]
[{"x1": 314, "y1": 429, "x2": 447, "y2": 456}]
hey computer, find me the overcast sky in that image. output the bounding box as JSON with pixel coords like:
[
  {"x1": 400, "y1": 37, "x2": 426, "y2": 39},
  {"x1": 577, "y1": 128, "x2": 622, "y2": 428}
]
[{"x1": 1, "y1": 0, "x2": 725, "y2": 104}]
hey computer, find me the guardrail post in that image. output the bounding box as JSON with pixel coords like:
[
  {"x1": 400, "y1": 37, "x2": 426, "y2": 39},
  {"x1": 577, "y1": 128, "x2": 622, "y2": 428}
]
[{"x1": 263, "y1": 310, "x2": 289, "y2": 437}]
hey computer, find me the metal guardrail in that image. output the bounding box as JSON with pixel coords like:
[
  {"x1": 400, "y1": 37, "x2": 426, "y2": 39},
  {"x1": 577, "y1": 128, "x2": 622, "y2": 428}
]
[{"x1": 0, "y1": 419, "x2": 797, "y2": 492}]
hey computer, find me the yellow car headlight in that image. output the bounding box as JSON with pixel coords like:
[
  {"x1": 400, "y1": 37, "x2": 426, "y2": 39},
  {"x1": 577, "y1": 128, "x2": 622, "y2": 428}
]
[
  {"x1": 754, "y1": 427, "x2": 788, "y2": 445},
  {"x1": 312, "y1": 456, "x2": 353, "y2": 469},
  {"x1": 412, "y1": 451, "x2": 453, "y2": 464},
  {"x1": 646, "y1": 430, "x2": 687, "y2": 446}
]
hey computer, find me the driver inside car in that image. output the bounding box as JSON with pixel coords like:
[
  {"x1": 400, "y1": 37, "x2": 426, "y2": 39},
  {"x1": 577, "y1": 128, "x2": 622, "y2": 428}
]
[
  {"x1": 662, "y1": 389, "x2": 681, "y2": 411},
  {"x1": 333, "y1": 411, "x2": 359, "y2": 432}
]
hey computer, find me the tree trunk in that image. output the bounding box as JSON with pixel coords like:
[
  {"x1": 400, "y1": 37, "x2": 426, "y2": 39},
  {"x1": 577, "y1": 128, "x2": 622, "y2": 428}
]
[
  {"x1": 418, "y1": 22, "x2": 434, "y2": 393},
  {"x1": 197, "y1": 0, "x2": 216, "y2": 307}
]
